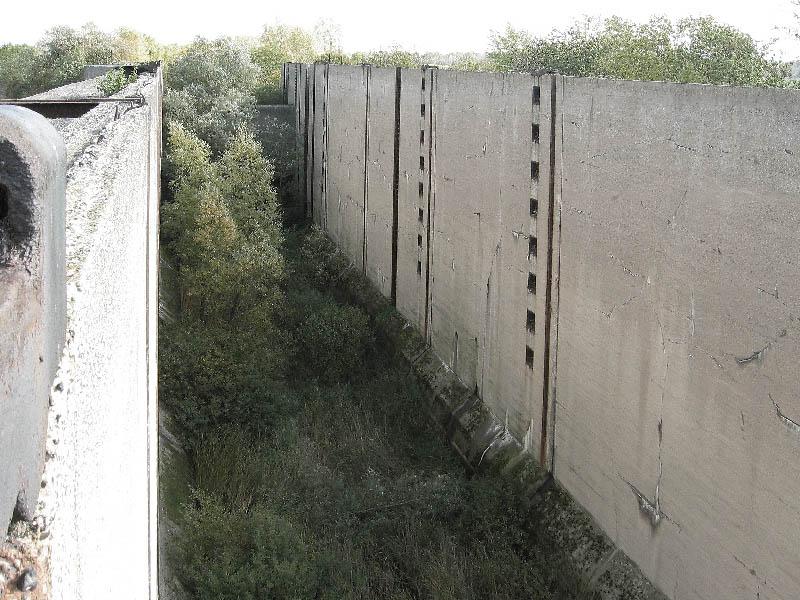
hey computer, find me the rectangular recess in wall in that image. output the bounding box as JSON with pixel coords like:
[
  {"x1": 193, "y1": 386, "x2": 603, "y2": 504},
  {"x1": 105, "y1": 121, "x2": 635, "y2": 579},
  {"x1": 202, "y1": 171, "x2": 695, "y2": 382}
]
[
  {"x1": 419, "y1": 182, "x2": 424, "y2": 197},
  {"x1": 526, "y1": 310, "x2": 536, "y2": 333},
  {"x1": 420, "y1": 130, "x2": 425, "y2": 145},
  {"x1": 529, "y1": 236, "x2": 538, "y2": 258},
  {"x1": 420, "y1": 156, "x2": 425, "y2": 170},
  {"x1": 532, "y1": 123, "x2": 540, "y2": 144},
  {"x1": 417, "y1": 260, "x2": 422, "y2": 275},
  {"x1": 418, "y1": 234, "x2": 423, "y2": 247},
  {"x1": 530, "y1": 198, "x2": 538, "y2": 217},
  {"x1": 531, "y1": 161, "x2": 540, "y2": 180},
  {"x1": 528, "y1": 273, "x2": 536, "y2": 294},
  {"x1": 418, "y1": 208, "x2": 424, "y2": 222},
  {"x1": 421, "y1": 104, "x2": 426, "y2": 117},
  {"x1": 532, "y1": 86, "x2": 541, "y2": 105},
  {"x1": 525, "y1": 346, "x2": 534, "y2": 368}
]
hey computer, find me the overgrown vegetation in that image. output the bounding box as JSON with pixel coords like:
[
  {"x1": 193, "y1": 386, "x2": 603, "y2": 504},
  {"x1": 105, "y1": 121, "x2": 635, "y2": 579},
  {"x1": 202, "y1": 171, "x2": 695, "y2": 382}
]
[
  {"x1": 489, "y1": 16, "x2": 790, "y2": 86},
  {"x1": 98, "y1": 67, "x2": 137, "y2": 96},
  {"x1": 155, "y1": 27, "x2": 582, "y2": 598},
  {"x1": 0, "y1": 24, "x2": 168, "y2": 97}
]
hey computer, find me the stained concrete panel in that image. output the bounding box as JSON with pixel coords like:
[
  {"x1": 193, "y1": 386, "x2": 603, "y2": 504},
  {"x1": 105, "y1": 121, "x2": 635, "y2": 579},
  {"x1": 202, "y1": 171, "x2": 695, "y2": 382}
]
[
  {"x1": 325, "y1": 64, "x2": 368, "y2": 268},
  {"x1": 395, "y1": 68, "x2": 430, "y2": 332},
  {"x1": 311, "y1": 64, "x2": 327, "y2": 228},
  {"x1": 363, "y1": 67, "x2": 396, "y2": 298},
  {"x1": 285, "y1": 63, "x2": 298, "y2": 106},
  {"x1": 427, "y1": 70, "x2": 549, "y2": 442},
  {"x1": 0, "y1": 107, "x2": 66, "y2": 530},
  {"x1": 305, "y1": 64, "x2": 315, "y2": 218},
  {"x1": 553, "y1": 77, "x2": 800, "y2": 600},
  {"x1": 31, "y1": 71, "x2": 161, "y2": 600}
]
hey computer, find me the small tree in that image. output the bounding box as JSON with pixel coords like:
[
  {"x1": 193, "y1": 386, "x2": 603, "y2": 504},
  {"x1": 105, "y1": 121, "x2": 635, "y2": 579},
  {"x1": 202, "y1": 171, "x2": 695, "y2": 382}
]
[
  {"x1": 164, "y1": 37, "x2": 259, "y2": 153},
  {"x1": 251, "y1": 25, "x2": 317, "y2": 103}
]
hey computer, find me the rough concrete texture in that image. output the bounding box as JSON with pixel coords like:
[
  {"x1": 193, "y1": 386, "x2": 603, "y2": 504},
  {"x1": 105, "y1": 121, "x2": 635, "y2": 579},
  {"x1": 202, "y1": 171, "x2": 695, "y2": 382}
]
[
  {"x1": 426, "y1": 70, "x2": 553, "y2": 452},
  {"x1": 363, "y1": 66, "x2": 396, "y2": 298},
  {"x1": 30, "y1": 71, "x2": 161, "y2": 600},
  {"x1": 0, "y1": 106, "x2": 66, "y2": 532},
  {"x1": 552, "y1": 76, "x2": 800, "y2": 600},
  {"x1": 325, "y1": 64, "x2": 369, "y2": 268},
  {"x1": 25, "y1": 77, "x2": 105, "y2": 100},
  {"x1": 288, "y1": 64, "x2": 800, "y2": 600},
  {"x1": 395, "y1": 67, "x2": 431, "y2": 332},
  {"x1": 311, "y1": 63, "x2": 327, "y2": 229}
]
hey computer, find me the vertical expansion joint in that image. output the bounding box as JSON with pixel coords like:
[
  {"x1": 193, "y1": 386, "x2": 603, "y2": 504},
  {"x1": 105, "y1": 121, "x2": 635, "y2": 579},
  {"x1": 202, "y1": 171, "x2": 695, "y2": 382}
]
[
  {"x1": 539, "y1": 76, "x2": 558, "y2": 469},
  {"x1": 423, "y1": 67, "x2": 437, "y2": 341},
  {"x1": 362, "y1": 65, "x2": 371, "y2": 275},
  {"x1": 390, "y1": 67, "x2": 401, "y2": 306}
]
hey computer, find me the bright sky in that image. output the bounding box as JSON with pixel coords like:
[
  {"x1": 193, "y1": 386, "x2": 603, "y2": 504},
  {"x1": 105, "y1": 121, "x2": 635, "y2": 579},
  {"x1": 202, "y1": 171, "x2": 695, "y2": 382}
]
[{"x1": 2, "y1": 0, "x2": 799, "y2": 59}]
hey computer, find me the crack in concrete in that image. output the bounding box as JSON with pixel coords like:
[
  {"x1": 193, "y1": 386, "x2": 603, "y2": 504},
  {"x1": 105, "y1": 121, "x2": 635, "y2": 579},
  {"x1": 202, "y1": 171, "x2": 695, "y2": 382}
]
[
  {"x1": 736, "y1": 321, "x2": 795, "y2": 366},
  {"x1": 667, "y1": 189, "x2": 689, "y2": 228},
  {"x1": 600, "y1": 294, "x2": 638, "y2": 319},
  {"x1": 769, "y1": 393, "x2": 800, "y2": 435}
]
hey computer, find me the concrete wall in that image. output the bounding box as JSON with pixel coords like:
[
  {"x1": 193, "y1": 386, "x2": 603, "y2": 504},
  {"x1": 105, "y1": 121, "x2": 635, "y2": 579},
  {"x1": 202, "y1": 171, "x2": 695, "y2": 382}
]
[
  {"x1": 0, "y1": 107, "x2": 66, "y2": 531},
  {"x1": 21, "y1": 72, "x2": 161, "y2": 599},
  {"x1": 288, "y1": 63, "x2": 800, "y2": 600},
  {"x1": 552, "y1": 77, "x2": 800, "y2": 600}
]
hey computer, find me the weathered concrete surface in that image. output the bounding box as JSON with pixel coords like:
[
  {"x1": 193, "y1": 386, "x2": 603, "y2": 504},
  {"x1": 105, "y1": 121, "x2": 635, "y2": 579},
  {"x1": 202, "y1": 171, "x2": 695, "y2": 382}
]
[
  {"x1": 304, "y1": 64, "x2": 316, "y2": 218},
  {"x1": 325, "y1": 64, "x2": 368, "y2": 268},
  {"x1": 553, "y1": 77, "x2": 800, "y2": 600},
  {"x1": 427, "y1": 70, "x2": 552, "y2": 450},
  {"x1": 395, "y1": 67, "x2": 430, "y2": 332},
  {"x1": 31, "y1": 72, "x2": 161, "y2": 600},
  {"x1": 0, "y1": 107, "x2": 66, "y2": 531},
  {"x1": 363, "y1": 66, "x2": 396, "y2": 298},
  {"x1": 289, "y1": 63, "x2": 800, "y2": 600},
  {"x1": 311, "y1": 63, "x2": 327, "y2": 229}
]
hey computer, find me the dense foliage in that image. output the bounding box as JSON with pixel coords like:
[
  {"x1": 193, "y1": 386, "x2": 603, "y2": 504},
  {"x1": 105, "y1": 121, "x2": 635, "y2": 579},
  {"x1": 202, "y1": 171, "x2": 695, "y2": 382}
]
[
  {"x1": 251, "y1": 25, "x2": 318, "y2": 103},
  {"x1": 0, "y1": 24, "x2": 163, "y2": 97},
  {"x1": 489, "y1": 16, "x2": 790, "y2": 86},
  {"x1": 164, "y1": 39, "x2": 260, "y2": 154},
  {"x1": 98, "y1": 67, "x2": 138, "y2": 96}
]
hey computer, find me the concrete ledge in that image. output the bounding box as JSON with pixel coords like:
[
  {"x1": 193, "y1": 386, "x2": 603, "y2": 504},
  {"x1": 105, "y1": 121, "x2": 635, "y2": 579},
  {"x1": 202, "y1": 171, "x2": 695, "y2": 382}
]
[{"x1": 0, "y1": 107, "x2": 66, "y2": 530}]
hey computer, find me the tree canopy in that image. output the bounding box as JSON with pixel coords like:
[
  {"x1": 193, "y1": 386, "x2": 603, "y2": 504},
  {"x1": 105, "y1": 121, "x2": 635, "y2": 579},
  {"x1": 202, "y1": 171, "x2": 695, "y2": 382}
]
[{"x1": 489, "y1": 16, "x2": 790, "y2": 86}]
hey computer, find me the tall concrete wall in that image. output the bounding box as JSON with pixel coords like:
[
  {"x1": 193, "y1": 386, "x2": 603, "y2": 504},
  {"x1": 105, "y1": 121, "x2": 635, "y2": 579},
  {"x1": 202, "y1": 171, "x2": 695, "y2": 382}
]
[
  {"x1": 325, "y1": 65, "x2": 368, "y2": 269},
  {"x1": 21, "y1": 72, "x2": 162, "y2": 600},
  {"x1": 552, "y1": 78, "x2": 800, "y2": 600},
  {"x1": 287, "y1": 63, "x2": 800, "y2": 600}
]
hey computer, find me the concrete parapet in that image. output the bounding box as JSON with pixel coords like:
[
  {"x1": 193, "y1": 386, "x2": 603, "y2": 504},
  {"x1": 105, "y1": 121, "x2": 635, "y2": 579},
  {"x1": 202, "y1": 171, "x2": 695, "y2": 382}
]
[{"x1": 0, "y1": 106, "x2": 66, "y2": 532}]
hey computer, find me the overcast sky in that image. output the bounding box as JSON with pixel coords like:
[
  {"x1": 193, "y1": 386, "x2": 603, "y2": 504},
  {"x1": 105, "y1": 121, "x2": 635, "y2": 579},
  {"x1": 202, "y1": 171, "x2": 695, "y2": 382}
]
[{"x1": 2, "y1": 0, "x2": 799, "y2": 59}]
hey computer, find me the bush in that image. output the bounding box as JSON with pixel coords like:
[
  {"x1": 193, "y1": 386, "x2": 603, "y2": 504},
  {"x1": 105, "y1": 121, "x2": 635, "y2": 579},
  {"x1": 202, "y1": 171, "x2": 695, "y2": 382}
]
[
  {"x1": 175, "y1": 491, "x2": 318, "y2": 600},
  {"x1": 159, "y1": 321, "x2": 290, "y2": 444},
  {"x1": 98, "y1": 67, "x2": 137, "y2": 96},
  {"x1": 296, "y1": 297, "x2": 372, "y2": 382},
  {"x1": 161, "y1": 123, "x2": 284, "y2": 326}
]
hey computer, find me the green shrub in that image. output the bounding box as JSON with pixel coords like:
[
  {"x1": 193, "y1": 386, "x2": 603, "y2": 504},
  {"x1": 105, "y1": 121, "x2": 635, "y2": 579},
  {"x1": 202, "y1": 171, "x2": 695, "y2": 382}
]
[
  {"x1": 175, "y1": 491, "x2": 318, "y2": 600},
  {"x1": 296, "y1": 297, "x2": 372, "y2": 382},
  {"x1": 98, "y1": 67, "x2": 137, "y2": 96},
  {"x1": 161, "y1": 122, "x2": 284, "y2": 327},
  {"x1": 159, "y1": 321, "x2": 290, "y2": 444}
]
